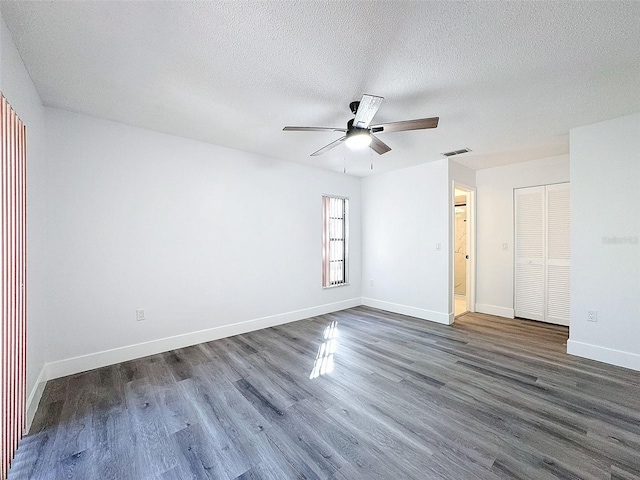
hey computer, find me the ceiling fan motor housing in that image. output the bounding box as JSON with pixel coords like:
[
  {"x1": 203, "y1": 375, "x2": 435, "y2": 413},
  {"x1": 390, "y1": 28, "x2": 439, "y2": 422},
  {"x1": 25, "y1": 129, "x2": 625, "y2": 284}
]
[
  {"x1": 346, "y1": 118, "x2": 369, "y2": 137},
  {"x1": 345, "y1": 116, "x2": 372, "y2": 150}
]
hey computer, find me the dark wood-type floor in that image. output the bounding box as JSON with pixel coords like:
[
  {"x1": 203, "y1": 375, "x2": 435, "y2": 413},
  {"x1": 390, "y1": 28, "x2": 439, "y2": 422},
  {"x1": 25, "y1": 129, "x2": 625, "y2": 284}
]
[{"x1": 9, "y1": 307, "x2": 640, "y2": 479}]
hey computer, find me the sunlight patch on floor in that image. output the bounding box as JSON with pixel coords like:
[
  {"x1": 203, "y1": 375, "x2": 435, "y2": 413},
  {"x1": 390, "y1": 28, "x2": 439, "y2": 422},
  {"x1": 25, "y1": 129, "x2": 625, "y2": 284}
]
[{"x1": 309, "y1": 321, "x2": 338, "y2": 379}]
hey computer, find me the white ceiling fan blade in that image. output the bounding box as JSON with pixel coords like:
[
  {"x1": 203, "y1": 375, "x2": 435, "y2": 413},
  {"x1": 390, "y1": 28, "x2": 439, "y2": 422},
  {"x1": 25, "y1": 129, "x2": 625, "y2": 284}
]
[
  {"x1": 353, "y1": 94, "x2": 384, "y2": 129},
  {"x1": 311, "y1": 136, "x2": 347, "y2": 156}
]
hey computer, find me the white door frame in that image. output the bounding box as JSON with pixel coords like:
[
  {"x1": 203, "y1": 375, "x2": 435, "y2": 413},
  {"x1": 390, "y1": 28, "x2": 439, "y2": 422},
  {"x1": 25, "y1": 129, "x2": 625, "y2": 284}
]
[{"x1": 451, "y1": 181, "x2": 476, "y2": 321}]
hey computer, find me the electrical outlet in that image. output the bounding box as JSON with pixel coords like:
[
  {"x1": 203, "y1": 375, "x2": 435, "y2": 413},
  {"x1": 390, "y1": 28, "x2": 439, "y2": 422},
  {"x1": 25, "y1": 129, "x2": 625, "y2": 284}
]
[
  {"x1": 587, "y1": 310, "x2": 597, "y2": 322},
  {"x1": 369, "y1": 279, "x2": 374, "y2": 287},
  {"x1": 136, "y1": 308, "x2": 145, "y2": 321}
]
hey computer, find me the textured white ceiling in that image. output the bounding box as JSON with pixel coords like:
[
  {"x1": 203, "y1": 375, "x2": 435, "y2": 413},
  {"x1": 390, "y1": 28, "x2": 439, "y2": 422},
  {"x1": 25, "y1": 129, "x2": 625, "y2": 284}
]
[{"x1": 2, "y1": 1, "x2": 640, "y2": 176}]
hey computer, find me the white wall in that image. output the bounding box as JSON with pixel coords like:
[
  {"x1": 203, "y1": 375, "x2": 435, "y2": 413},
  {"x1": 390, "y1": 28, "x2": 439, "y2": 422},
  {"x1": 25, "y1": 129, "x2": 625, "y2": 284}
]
[
  {"x1": 1, "y1": 14, "x2": 49, "y2": 424},
  {"x1": 361, "y1": 159, "x2": 451, "y2": 324},
  {"x1": 43, "y1": 107, "x2": 361, "y2": 375},
  {"x1": 568, "y1": 113, "x2": 640, "y2": 371},
  {"x1": 449, "y1": 160, "x2": 476, "y2": 190},
  {"x1": 475, "y1": 155, "x2": 569, "y2": 318}
]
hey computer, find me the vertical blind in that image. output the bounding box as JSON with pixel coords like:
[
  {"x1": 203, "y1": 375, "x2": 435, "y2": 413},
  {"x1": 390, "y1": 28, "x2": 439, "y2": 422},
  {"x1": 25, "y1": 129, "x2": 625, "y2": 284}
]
[
  {"x1": 1, "y1": 93, "x2": 27, "y2": 480},
  {"x1": 322, "y1": 196, "x2": 348, "y2": 287}
]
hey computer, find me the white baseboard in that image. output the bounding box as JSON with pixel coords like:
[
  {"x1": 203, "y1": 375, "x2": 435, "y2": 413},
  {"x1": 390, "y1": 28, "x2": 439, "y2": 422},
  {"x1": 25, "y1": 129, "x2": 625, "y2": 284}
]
[
  {"x1": 26, "y1": 298, "x2": 362, "y2": 420},
  {"x1": 567, "y1": 339, "x2": 640, "y2": 372},
  {"x1": 362, "y1": 297, "x2": 451, "y2": 325},
  {"x1": 26, "y1": 364, "x2": 49, "y2": 431},
  {"x1": 46, "y1": 298, "x2": 362, "y2": 380},
  {"x1": 475, "y1": 303, "x2": 515, "y2": 319}
]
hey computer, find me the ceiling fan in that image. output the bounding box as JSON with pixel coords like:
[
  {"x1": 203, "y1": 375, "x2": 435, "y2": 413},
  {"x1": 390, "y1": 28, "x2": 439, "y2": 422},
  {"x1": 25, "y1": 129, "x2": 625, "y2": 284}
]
[{"x1": 283, "y1": 94, "x2": 439, "y2": 156}]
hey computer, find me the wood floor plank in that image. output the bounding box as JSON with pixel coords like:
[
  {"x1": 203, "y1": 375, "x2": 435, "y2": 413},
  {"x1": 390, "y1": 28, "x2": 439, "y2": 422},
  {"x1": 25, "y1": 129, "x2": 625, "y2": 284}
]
[{"x1": 10, "y1": 307, "x2": 640, "y2": 479}]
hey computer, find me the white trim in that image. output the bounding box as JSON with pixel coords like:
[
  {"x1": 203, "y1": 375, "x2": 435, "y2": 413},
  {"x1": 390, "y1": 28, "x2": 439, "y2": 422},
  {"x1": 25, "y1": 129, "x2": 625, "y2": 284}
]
[
  {"x1": 26, "y1": 364, "x2": 49, "y2": 431},
  {"x1": 567, "y1": 339, "x2": 640, "y2": 372},
  {"x1": 544, "y1": 316, "x2": 569, "y2": 327},
  {"x1": 476, "y1": 303, "x2": 515, "y2": 319},
  {"x1": 32, "y1": 298, "x2": 362, "y2": 387},
  {"x1": 362, "y1": 297, "x2": 451, "y2": 325}
]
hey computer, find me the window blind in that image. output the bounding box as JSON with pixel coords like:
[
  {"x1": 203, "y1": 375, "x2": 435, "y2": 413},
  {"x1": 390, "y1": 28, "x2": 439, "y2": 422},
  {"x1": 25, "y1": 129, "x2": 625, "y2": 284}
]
[
  {"x1": 322, "y1": 196, "x2": 348, "y2": 287},
  {"x1": 1, "y1": 93, "x2": 27, "y2": 480}
]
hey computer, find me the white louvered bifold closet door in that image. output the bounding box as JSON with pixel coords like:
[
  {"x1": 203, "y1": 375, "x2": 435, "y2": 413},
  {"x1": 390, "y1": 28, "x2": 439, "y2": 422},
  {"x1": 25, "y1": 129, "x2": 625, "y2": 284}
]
[
  {"x1": 515, "y1": 186, "x2": 545, "y2": 321},
  {"x1": 546, "y1": 183, "x2": 570, "y2": 325},
  {"x1": 514, "y1": 183, "x2": 570, "y2": 325}
]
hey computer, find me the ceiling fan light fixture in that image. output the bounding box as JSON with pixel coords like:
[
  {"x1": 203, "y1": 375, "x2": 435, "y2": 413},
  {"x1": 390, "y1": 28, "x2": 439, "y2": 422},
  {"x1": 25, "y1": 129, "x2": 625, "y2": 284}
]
[{"x1": 345, "y1": 130, "x2": 371, "y2": 150}]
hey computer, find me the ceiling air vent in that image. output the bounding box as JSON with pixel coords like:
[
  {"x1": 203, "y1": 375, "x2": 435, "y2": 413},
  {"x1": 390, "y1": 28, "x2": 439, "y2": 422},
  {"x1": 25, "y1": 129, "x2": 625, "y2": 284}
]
[{"x1": 442, "y1": 148, "x2": 472, "y2": 157}]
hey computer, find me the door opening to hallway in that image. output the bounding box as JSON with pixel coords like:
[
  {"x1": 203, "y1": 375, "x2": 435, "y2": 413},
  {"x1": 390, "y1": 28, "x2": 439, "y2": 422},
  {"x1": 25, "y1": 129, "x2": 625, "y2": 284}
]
[{"x1": 453, "y1": 187, "x2": 473, "y2": 318}]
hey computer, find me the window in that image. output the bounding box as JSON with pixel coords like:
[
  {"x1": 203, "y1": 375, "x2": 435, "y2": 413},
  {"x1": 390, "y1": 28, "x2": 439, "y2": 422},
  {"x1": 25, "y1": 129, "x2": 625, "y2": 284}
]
[{"x1": 322, "y1": 195, "x2": 348, "y2": 287}]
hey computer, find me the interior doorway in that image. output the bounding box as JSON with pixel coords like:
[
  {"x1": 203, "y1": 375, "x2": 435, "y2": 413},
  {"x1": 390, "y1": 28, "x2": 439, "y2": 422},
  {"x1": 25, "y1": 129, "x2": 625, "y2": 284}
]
[{"x1": 452, "y1": 185, "x2": 475, "y2": 319}]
